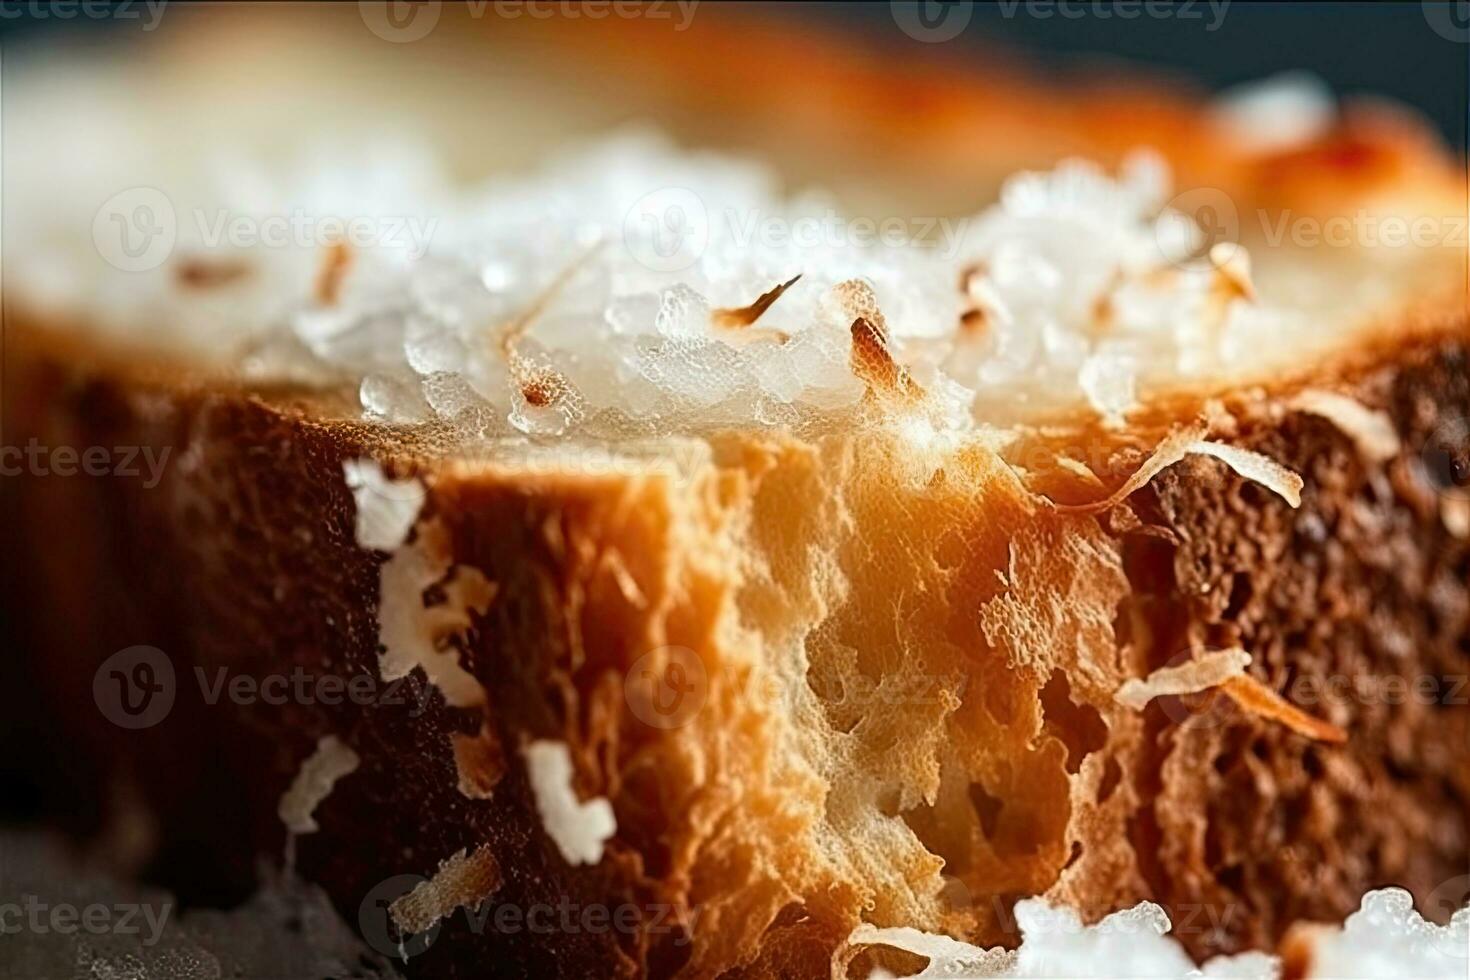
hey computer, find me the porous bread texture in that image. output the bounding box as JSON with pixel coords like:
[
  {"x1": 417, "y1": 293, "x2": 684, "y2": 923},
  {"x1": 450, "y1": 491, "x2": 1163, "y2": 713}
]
[
  {"x1": 405, "y1": 327, "x2": 1469, "y2": 975},
  {"x1": 416, "y1": 413, "x2": 1141, "y2": 975}
]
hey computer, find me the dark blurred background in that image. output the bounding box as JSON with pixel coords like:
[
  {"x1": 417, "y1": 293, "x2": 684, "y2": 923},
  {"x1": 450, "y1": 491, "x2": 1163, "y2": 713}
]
[
  {"x1": 2, "y1": 1, "x2": 1464, "y2": 146},
  {"x1": 797, "y1": 1, "x2": 1468, "y2": 147}
]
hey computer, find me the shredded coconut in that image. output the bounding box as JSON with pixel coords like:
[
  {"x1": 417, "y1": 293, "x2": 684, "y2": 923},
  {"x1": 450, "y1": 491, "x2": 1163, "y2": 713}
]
[
  {"x1": 1052, "y1": 426, "x2": 1302, "y2": 514},
  {"x1": 1284, "y1": 888, "x2": 1469, "y2": 979},
  {"x1": 1115, "y1": 649, "x2": 1344, "y2": 744},
  {"x1": 849, "y1": 889, "x2": 1466, "y2": 978},
  {"x1": 1184, "y1": 440, "x2": 1304, "y2": 508},
  {"x1": 377, "y1": 519, "x2": 496, "y2": 709},
  {"x1": 1115, "y1": 648, "x2": 1252, "y2": 710},
  {"x1": 344, "y1": 459, "x2": 426, "y2": 551},
  {"x1": 1288, "y1": 389, "x2": 1401, "y2": 464},
  {"x1": 1053, "y1": 425, "x2": 1209, "y2": 513},
  {"x1": 522, "y1": 740, "x2": 616, "y2": 866},
  {"x1": 276, "y1": 735, "x2": 360, "y2": 835}
]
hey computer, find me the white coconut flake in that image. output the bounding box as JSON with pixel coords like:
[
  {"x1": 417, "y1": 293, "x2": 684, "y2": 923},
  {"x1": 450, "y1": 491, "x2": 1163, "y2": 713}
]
[
  {"x1": 1288, "y1": 389, "x2": 1401, "y2": 463},
  {"x1": 522, "y1": 740, "x2": 616, "y2": 866},
  {"x1": 343, "y1": 458, "x2": 426, "y2": 552},
  {"x1": 377, "y1": 519, "x2": 495, "y2": 709},
  {"x1": 849, "y1": 898, "x2": 1269, "y2": 979},
  {"x1": 1185, "y1": 440, "x2": 1304, "y2": 508},
  {"x1": 1049, "y1": 411, "x2": 1305, "y2": 516},
  {"x1": 1115, "y1": 648, "x2": 1253, "y2": 711},
  {"x1": 1288, "y1": 888, "x2": 1469, "y2": 979},
  {"x1": 276, "y1": 735, "x2": 360, "y2": 835},
  {"x1": 851, "y1": 889, "x2": 1466, "y2": 979},
  {"x1": 1053, "y1": 424, "x2": 1207, "y2": 514},
  {"x1": 1010, "y1": 900, "x2": 1206, "y2": 978}
]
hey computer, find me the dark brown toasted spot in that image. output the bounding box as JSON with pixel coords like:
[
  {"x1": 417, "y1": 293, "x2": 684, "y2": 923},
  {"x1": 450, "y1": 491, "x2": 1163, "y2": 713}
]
[
  {"x1": 960, "y1": 308, "x2": 990, "y2": 338},
  {"x1": 520, "y1": 369, "x2": 569, "y2": 408}
]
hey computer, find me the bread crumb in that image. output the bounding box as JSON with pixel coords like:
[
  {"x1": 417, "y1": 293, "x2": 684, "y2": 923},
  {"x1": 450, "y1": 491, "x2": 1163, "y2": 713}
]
[{"x1": 389, "y1": 845, "x2": 502, "y2": 936}]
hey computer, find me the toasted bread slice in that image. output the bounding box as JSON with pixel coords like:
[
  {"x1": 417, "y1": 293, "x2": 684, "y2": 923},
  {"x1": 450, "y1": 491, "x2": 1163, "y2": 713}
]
[{"x1": 2, "y1": 7, "x2": 1467, "y2": 979}]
